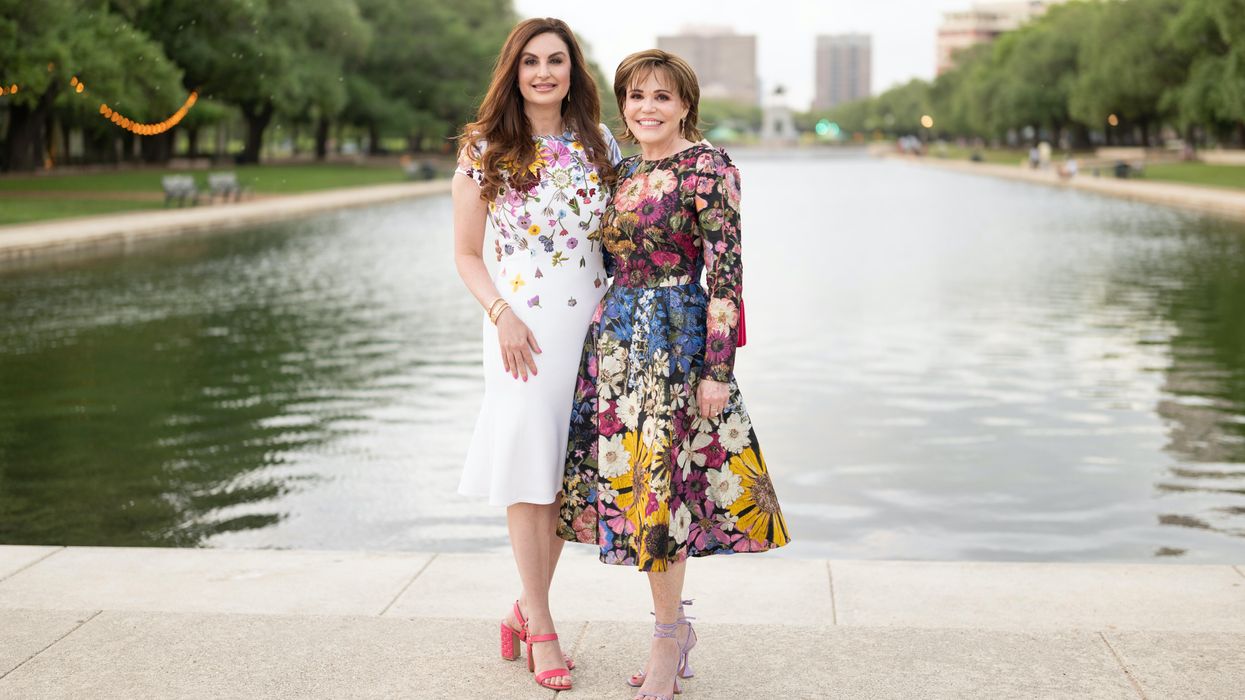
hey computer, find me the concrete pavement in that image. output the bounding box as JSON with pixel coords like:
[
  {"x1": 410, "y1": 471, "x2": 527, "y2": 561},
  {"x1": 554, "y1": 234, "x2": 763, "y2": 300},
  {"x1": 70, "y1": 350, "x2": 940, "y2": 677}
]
[
  {"x1": 1, "y1": 545, "x2": 1242, "y2": 698},
  {"x1": 0, "y1": 180, "x2": 450, "y2": 263}
]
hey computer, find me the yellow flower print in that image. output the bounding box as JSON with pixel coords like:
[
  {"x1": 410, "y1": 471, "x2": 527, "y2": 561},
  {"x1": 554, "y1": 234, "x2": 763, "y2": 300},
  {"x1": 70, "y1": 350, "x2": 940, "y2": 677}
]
[
  {"x1": 510, "y1": 274, "x2": 525, "y2": 292},
  {"x1": 571, "y1": 141, "x2": 583, "y2": 151},
  {"x1": 588, "y1": 172, "x2": 599, "y2": 183},
  {"x1": 528, "y1": 224, "x2": 541, "y2": 236},
  {"x1": 726, "y1": 448, "x2": 789, "y2": 547}
]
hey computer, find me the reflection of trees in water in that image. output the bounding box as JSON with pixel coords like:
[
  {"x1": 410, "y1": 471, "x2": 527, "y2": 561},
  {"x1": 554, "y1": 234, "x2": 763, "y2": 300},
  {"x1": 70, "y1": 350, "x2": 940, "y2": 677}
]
[
  {"x1": 0, "y1": 225, "x2": 390, "y2": 546},
  {"x1": 1109, "y1": 217, "x2": 1245, "y2": 544}
]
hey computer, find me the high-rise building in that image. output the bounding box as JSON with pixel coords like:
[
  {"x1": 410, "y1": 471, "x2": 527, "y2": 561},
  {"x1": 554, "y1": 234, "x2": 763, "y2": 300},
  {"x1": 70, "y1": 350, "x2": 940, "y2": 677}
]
[
  {"x1": 657, "y1": 27, "x2": 759, "y2": 105},
  {"x1": 813, "y1": 34, "x2": 872, "y2": 111},
  {"x1": 936, "y1": 1, "x2": 1067, "y2": 74}
]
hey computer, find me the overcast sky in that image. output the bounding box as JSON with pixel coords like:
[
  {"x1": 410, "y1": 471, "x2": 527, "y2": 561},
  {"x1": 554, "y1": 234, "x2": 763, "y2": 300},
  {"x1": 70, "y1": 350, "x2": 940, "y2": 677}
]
[{"x1": 515, "y1": 0, "x2": 972, "y2": 110}]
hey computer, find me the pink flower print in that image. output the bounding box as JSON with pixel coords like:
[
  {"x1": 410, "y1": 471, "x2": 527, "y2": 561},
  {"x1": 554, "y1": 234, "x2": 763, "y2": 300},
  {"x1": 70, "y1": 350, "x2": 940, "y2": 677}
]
[
  {"x1": 566, "y1": 237, "x2": 578, "y2": 249},
  {"x1": 645, "y1": 491, "x2": 661, "y2": 517},
  {"x1": 527, "y1": 295, "x2": 541, "y2": 308},
  {"x1": 680, "y1": 174, "x2": 699, "y2": 193},
  {"x1": 705, "y1": 330, "x2": 732, "y2": 364},
  {"x1": 517, "y1": 213, "x2": 532, "y2": 228},
  {"x1": 699, "y1": 434, "x2": 727, "y2": 470},
  {"x1": 696, "y1": 152, "x2": 715, "y2": 172},
  {"x1": 651, "y1": 250, "x2": 681, "y2": 269},
  {"x1": 635, "y1": 197, "x2": 667, "y2": 227},
  {"x1": 542, "y1": 139, "x2": 574, "y2": 167},
  {"x1": 571, "y1": 507, "x2": 597, "y2": 543},
  {"x1": 723, "y1": 168, "x2": 741, "y2": 209},
  {"x1": 599, "y1": 405, "x2": 624, "y2": 437},
  {"x1": 615, "y1": 175, "x2": 649, "y2": 212},
  {"x1": 535, "y1": 268, "x2": 544, "y2": 278}
]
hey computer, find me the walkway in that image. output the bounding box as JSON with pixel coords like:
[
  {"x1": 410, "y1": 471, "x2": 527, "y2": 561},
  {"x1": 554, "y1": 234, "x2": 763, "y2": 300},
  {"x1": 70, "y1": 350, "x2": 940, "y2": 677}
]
[
  {"x1": 1, "y1": 545, "x2": 1241, "y2": 698},
  {"x1": 904, "y1": 157, "x2": 1245, "y2": 223}
]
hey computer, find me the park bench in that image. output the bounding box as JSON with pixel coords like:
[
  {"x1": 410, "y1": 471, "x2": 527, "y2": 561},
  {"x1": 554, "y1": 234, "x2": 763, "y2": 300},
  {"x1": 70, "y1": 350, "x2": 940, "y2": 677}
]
[
  {"x1": 208, "y1": 172, "x2": 248, "y2": 202},
  {"x1": 161, "y1": 175, "x2": 199, "y2": 207},
  {"x1": 403, "y1": 159, "x2": 438, "y2": 181}
]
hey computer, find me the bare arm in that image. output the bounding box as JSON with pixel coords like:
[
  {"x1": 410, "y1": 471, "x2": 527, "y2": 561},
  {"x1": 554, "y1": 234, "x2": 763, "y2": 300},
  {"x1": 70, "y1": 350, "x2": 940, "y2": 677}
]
[{"x1": 452, "y1": 173, "x2": 541, "y2": 380}]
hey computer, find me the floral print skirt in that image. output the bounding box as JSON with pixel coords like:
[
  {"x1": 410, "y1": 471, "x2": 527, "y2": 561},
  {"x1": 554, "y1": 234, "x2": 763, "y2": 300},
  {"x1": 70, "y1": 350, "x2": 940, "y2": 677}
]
[{"x1": 558, "y1": 281, "x2": 790, "y2": 571}]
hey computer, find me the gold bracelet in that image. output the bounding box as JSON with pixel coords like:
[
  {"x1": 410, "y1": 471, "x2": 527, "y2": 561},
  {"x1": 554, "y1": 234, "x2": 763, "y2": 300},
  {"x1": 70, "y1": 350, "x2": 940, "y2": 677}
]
[
  {"x1": 489, "y1": 301, "x2": 511, "y2": 325},
  {"x1": 486, "y1": 297, "x2": 506, "y2": 320}
]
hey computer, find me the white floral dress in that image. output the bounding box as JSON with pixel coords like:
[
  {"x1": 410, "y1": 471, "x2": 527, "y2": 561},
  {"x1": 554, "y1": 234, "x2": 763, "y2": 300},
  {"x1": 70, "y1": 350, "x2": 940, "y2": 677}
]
[{"x1": 457, "y1": 126, "x2": 622, "y2": 506}]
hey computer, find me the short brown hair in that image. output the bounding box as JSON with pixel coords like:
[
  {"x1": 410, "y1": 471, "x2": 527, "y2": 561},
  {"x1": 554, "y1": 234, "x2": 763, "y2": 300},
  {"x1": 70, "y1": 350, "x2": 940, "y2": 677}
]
[{"x1": 613, "y1": 49, "x2": 703, "y2": 143}]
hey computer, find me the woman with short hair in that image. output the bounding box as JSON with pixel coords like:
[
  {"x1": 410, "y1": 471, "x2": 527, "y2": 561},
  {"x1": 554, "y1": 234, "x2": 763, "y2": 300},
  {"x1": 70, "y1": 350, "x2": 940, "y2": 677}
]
[{"x1": 560, "y1": 49, "x2": 790, "y2": 700}]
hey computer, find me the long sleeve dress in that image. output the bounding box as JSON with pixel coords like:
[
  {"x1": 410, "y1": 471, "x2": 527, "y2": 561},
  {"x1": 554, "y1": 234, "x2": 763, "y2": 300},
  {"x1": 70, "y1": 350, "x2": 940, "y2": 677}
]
[
  {"x1": 559, "y1": 143, "x2": 789, "y2": 571},
  {"x1": 457, "y1": 125, "x2": 621, "y2": 506}
]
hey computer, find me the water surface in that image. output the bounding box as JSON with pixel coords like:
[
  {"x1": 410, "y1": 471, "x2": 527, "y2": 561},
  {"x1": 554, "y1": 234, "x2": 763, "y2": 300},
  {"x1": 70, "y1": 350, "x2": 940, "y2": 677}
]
[{"x1": 1, "y1": 156, "x2": 1242, "y2": 561}]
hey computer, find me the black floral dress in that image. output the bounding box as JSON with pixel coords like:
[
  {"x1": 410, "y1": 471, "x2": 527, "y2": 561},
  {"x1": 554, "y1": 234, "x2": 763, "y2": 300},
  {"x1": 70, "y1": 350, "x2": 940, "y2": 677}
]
[{"x1": 559, "y1": 143, "x2": 790, "y2": 571}]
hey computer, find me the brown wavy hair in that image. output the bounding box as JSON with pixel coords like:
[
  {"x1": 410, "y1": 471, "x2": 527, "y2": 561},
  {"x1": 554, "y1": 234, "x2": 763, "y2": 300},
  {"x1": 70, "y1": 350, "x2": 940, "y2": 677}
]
[
  {"x1": 614, "y1": 49, "x2": 703, "y2": 144},
  {"x1": 458, "y1": 18, "x2": 615, "y2": 199}
]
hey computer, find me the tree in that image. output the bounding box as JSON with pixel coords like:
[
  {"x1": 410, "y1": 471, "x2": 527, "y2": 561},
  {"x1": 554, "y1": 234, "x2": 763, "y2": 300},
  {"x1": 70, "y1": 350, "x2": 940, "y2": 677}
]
[
  {"x1": 989, "y1": 1, "x2": 1098, "y2": 146},
  {"x1": 0, "y1": 0, "x2": 181, "y2": 171},
  {"x1": 1167, "y1": 0, "x2": 1245, "y2": 145},
  {"x1": 1069, "y1": 0, "x2": 1190, "y2": 146}
]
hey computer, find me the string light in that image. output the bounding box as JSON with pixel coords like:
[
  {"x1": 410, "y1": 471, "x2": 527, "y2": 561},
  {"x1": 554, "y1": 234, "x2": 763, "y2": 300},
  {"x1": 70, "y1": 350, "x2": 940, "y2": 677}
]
[
  {"x1": 98, "y1": 90, "x2": 198, "y2": 136},
  {"x1": 9, "y1": 67, "x2": 199, "y2": 136}
]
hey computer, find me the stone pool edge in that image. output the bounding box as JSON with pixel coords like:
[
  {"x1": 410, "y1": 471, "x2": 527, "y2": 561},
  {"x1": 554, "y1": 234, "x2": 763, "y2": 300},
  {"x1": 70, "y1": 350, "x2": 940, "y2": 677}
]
[
  {"x1": 1, "y1": 545, "x2": 1241, "y2": 698},
  {"x1": 0, "y1": 179, "x2": 451, "y2": 264},
  {"x1": 890, "y1": 154, "x2": 1245, "y2": 224}
]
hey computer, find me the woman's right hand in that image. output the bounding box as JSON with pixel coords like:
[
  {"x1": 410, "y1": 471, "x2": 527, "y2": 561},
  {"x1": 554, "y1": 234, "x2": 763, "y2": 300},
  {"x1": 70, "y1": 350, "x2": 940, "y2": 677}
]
[{"x1": 496, "y1": 309, "x2": 541, "y2": 380}]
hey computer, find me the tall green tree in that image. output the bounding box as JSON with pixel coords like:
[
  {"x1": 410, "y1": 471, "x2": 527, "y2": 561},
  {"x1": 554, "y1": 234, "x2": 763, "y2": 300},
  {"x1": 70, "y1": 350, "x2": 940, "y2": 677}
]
[
  {"x1": 1069, "y1": 0, "x2": 1190, "y2": 145},
  {"x1": 1167, "y1": 0, "x2": 1245, "y2": 144},
  {"x1": 990, "y1": 0, "x2": 1099, "y2": 146},
  {"x1": 0, "y1": 0, "x2": 181, "y2": 171}
]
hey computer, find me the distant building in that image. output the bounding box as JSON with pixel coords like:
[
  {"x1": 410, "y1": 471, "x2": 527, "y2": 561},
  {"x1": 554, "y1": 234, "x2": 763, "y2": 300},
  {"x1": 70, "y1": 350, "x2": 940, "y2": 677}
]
[
  {"x1": 936, "y1": 1, "x2": 1067, "y2": 75},
  {"x1": 657, "y1": 27, "x2": 759, "y2": 105},
  {"x1": 813, "y1": 33, "x2": 872, "y2": 111}
]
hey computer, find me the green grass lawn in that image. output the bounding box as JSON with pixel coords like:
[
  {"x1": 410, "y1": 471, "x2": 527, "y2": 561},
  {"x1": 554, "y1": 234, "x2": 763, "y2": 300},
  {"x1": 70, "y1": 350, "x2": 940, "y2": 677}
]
[
  {"x1": 0, "y1": 199, "x2": 167, "y2": 226},
  {"x1": 933, "y1": 145, "x2": 1033, "y2": 166},
  {"x1": 1139, "y1": 162, "x2": 1245, "y2": 191},
  {"x1": 0, "y1": 163, "x2": 410, "y2": 194},
  {"x1": 0, "y1": 163, "x2": 424, "y2": 226}
]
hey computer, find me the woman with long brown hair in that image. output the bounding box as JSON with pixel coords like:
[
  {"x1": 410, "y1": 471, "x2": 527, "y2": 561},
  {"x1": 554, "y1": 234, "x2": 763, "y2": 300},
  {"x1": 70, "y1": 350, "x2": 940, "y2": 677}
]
[{"x1": 452, "y1": 17, "x2": 620, "y2": 692}]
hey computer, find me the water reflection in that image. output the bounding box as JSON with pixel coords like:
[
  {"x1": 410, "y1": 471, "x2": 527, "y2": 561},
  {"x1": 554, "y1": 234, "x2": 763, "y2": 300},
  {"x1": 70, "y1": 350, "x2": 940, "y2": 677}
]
[{"x1": 0, "y1": 157, "x2": 1242, "y2": 561}]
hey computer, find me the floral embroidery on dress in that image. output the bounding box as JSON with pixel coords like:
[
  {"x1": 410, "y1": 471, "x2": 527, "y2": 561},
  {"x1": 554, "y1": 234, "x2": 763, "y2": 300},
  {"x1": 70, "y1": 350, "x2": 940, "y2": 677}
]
[
  {"x1": 457, "y1": 127, "x2": 623, "y2": 304},
  {"x1": 559, "y1": 144, "x2": 788, "y2": 571}
]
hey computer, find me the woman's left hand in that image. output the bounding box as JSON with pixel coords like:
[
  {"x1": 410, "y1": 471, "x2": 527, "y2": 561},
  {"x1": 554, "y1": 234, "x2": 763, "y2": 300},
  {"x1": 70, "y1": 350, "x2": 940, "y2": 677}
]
[{"x1": 697, "y1": 379, "x2": 730, "y2": 420}]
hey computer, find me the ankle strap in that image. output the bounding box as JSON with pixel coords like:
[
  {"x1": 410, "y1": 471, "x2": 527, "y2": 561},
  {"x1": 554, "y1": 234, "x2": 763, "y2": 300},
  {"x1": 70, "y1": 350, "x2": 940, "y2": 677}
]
[
  {"x1": 653, "y1": 621, "x2": 680, "y2": 639},
  {"x1": 528, "y1": 633, "x2": 559, "y2": 644}
]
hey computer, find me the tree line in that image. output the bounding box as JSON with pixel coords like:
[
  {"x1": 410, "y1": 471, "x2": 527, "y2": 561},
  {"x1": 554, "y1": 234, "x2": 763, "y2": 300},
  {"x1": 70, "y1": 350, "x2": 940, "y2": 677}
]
[
  {"x1": 0, "y1": 0, "x2": 519, "y2": 172},
  {"x1": 811, "y1": 0, "x2": 1245, "y2": 149}
]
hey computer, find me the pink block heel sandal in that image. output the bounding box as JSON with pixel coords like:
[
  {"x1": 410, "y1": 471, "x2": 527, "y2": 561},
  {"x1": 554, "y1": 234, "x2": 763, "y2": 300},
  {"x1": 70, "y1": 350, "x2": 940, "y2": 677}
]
[{"x1": 501, "y1": 600, "x2": 576, "y2": 669}]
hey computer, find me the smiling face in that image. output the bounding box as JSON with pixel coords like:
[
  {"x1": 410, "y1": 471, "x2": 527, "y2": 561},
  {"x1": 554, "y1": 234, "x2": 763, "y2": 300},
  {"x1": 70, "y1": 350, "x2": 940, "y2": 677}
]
[
  {"x1": 623, "y1": 68, "x2": 690, "y2": 151},
  {"x1": 516, "y1": 32, "x2": 571, "y2": 109}
]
